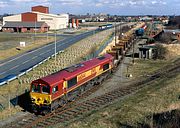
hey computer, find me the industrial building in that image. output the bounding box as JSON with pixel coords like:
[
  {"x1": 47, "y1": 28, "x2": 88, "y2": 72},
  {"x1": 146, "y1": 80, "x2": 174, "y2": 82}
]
[
  {"x1": 2, "y1": 5, "x2": 69, "y2": 32},
  {"x1": 0, "y1": 21, "x2": 2, "y2": 31}
]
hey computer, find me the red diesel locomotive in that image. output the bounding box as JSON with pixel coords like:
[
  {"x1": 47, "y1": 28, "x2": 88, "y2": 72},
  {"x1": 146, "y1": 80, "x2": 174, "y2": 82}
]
[{"x1": 30, "y1": 54, "x2": 114, "y2": 113}]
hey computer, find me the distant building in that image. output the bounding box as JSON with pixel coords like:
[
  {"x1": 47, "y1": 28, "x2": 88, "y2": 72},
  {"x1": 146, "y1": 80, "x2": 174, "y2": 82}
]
[
  {"x1": 3, "y1": 5, "x2": 69, "y2": 32},
  {"x1": 0, "y1": 21, "x2": 2, "y2": 31},
  {"x1": 69, "y1": 18, "x2": 79, "y2": 28},
  {"x1": 140, "y1": 16, "x2": 153, "y2": 21},
  {"x1": 2, "y1": 21, "x2": 49, "y2": 33},
  {"x1": 139, "y1": 45, "x2": 155, "y2": 59}
]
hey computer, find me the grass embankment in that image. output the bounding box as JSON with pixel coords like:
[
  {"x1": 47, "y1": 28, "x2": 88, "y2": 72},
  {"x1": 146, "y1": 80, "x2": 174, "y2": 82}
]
[
  {"x1": 0, "y1": 35, "x2": 60, "y2": 60},
  {"x1": 0, "y1": 28, "x2": 113, "y2": 120},
  {"x1": 68, "y1": 58, "x2": 180, "y2": 128}
]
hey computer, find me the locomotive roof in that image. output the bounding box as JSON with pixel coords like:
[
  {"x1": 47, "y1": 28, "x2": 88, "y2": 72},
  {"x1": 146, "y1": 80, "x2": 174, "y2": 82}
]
[{"x1": 32, "y1": 54, "x2": 113, "y2": 86}]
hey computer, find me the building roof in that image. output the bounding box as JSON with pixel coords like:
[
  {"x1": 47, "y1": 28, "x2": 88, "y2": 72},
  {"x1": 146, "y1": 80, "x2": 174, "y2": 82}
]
[{"x1": 3, "y1": 21, "x2": 47, "y2": 28}]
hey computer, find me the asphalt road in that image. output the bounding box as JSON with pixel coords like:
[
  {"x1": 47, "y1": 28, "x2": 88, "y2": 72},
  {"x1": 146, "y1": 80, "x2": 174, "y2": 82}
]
[{"x1": 0, "y1": 28, "x2": 110, "y2": 81}]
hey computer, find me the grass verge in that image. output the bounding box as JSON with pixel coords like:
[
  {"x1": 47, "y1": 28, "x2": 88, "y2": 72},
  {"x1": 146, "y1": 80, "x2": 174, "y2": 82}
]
[{"x1": 0, "y1": 36, "x2": 61, "y2": 60}]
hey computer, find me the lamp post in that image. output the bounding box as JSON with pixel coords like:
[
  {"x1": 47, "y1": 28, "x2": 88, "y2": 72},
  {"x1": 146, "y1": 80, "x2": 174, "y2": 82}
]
[
  {"x1": 115, "y1": 22, "x2": 117, "y2": 45},
  {"x1": 54, "y1": 24, "x2": 57, "y2": 63},
  {"x1": 34, "y1": 17, "x2": 37, "y2": 44}
]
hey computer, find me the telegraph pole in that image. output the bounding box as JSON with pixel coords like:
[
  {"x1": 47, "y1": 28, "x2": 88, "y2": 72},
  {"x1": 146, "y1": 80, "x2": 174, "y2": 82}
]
[{"x1": 132, "y1": 35, "x2": 136, "y2": 64}]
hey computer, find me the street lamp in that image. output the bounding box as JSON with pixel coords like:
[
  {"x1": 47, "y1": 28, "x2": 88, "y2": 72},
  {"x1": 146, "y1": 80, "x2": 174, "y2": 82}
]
[{"x1": 54, "y1": 24, "x2": 57, "y2": 63}]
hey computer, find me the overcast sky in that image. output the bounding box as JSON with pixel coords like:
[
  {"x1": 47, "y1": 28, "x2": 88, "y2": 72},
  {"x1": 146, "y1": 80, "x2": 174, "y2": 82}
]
[{"x1": 0, "y1": 0, "x2": 179, "y2": 15}]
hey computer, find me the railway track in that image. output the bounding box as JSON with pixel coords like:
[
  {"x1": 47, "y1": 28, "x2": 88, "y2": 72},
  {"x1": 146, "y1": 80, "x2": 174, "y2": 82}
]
[
  {"x1": 2, "y1": 75, "x2": 107, "y2": 128},
  {"x1": 8, "y1": 58, "x2": 180, "y2": 128}
]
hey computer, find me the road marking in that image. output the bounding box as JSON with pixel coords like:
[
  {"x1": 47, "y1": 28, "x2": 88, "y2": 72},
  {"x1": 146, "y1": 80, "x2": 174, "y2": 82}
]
[
  {"x1": 9, "y1": 65, "x2": 20, "y2": 70},
  {"x1": 32, "y1": 56, "x2": 38, "y2": 59},
  {"x1": 0, "y1": 71, "x2": 7, "y2": 76},
  {"x1": 40, "y1": 52, "x2": 46, "y2": 55},
  {"x1": 22, "y1": 60, "x2": 30, "y2": 64}
]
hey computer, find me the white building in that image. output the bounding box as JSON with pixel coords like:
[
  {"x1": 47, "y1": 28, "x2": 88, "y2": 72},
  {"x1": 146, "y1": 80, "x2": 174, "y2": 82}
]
[
  {"x1": 0, "y1": 21, "x2": 2, "y2": 30},
  {"x1": 3, "y1": 5, "x2": 69, "y2": 30}
]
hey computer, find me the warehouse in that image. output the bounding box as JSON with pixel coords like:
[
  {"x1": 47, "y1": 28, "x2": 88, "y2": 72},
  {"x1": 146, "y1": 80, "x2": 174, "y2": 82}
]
[
  {"x1": 2, "y1": 21, "x2": 49, "y2": 33},
  {"x1": 3, "y1": 5, "x2": 69, "y2": 32}
]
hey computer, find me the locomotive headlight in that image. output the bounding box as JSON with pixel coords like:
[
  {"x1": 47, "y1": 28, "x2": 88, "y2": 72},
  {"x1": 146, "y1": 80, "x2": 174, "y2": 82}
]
[
  {"x1": 44, "y1": 98, "x2": 50, "y2": 104},
  {"x1": 31, "y1": 98, "x2": 35, "y2": 101},
  {"x1": 37, "y1": 98, "x2": 42, "y2": 102}
]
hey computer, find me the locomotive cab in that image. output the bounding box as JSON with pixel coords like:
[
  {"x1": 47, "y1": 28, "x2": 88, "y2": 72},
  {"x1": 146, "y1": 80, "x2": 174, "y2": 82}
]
[{"x1": 30, "y1": 81, "x2": 52, "y2": 112}]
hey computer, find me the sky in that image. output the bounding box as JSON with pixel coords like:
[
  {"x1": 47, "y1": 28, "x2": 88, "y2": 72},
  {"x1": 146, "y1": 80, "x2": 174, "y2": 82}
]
[{"x1": 0, "y1": 0, "x2": 179, "y2": 15}]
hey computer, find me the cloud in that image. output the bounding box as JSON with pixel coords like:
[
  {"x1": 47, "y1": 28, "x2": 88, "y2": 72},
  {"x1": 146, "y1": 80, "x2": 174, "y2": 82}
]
[
  {"x1": 57, "y1": 0, "x2": 83, "y2": 6},
  {"x1": 11, "y1": 0, "x2": 50, "y2": 3},
  {"x1": 0, "y1": 1, "x2": 8, "y2": 7},
  {"x1": 11, "y1": 0, "x2": 34, "y2": 2},
  {"x1": 0, "y1": 0, "x2": 179, "y2": 15},
  {"x1": 95, "y1": 3, "x2": 103, "y2": 7},
  {"x1": 151, "y1": 0, "x2": 166, "y2": 5}
]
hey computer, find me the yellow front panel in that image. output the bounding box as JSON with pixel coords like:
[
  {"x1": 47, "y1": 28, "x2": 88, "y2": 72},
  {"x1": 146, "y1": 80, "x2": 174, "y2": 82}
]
[{"x1": 30, "y1": 92, "x2": 51, "y2": 106}]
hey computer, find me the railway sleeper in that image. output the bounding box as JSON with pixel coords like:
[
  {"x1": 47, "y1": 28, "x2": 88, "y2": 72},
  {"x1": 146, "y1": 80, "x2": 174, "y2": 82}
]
[
  {"x1": 60, "y1": 113, "x2": 73, "y2": 119},
  {"x1": 95, "y1": 98, "x2": 109, "y2": 103},
  {"x1": 83, "y1": 102, "x2": 95, "y2": 107},
  {"x1": 35, "y1": 122, "x2": 49, "y2": 128},
  {"x1": 103, "y1": 96, "x2": 114, "y2": 101},
  {"x1": 36, "y1": 123, "x2": 46, "y2": 128},
  {"x1": 45, "y1": 119, "x2": 57, "y2": 124},
  {"x1": 81, "y1": 106, "x2": 97, "y2": 111},
  {"x1": 68, "y1": 109, "x2": 79, "y2": 114},
  {"x1": 110, "y1": 94, "x2": 121, "y2": 99},
  {"x1": 60, "y1": 115, "x2": 74, "y2": 121},
  {"x1": 63, "y1": 111, "x2": 76, "y2": 116},
  {"x1": 82, "y1": 103, "x2": 97, "y2": 109},
  {"x1": 51, "y1": 116, "x2": 62, "y2": 121},
  {"x1": 80, "y1": 104, "x2": 93, "y2": 110},
  {"x1": 78, "y1": 104, "x2": 90, "y2": 109},
  {"x1": 74, "y1": 107, "x2": 86, "y2": 112},
  {"x1": 84, "y1": 102, "x2": 99, "y2": 106},
  {"x1": 41, "y1": 121, "x2": 50, "y2": 126},
  {"x1": 98, "y1": 98, "x2": 111, "y2": 104},
  {"x1": 88, "y1": 100, "x2": 103, "y2": 106},
  {"x1": 53, "y1": 115, "x2": 64, "y2": 120}
]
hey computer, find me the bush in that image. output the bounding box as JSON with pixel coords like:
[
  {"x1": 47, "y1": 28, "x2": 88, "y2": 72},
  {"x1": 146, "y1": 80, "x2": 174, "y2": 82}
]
[{"x1": 153, "y1": 44, "x2": 167, "y2": 60}]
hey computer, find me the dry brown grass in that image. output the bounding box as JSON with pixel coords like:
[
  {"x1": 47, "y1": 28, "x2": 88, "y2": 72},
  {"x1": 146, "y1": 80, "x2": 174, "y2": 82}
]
[
  {"x1": 163, "y1": 44, "x2": 180, "y2": 59},
  {"x1": 0, "y1": 37, "x2": 55, "y2": 60}
]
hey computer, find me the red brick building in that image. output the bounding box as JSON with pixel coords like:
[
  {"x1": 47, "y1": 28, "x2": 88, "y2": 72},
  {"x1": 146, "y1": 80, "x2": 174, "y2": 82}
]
[{"x1": 32, "y1": 5, "x2": 49, "y2": 14}]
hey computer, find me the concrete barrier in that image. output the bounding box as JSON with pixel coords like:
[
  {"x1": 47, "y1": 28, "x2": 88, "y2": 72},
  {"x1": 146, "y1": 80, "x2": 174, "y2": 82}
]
[
  {"x1": 7, "y1": 76, "x2": 17, "y2": 82},
  {"x1": 0, "y1": 81, "x2": 6, "y2": 86},
  {"x1": 38, "y1": 62, "x2": 43, "y2": 65},
  {"x1": 26, "y1": 68, "x2": 32, "y2": 73}
]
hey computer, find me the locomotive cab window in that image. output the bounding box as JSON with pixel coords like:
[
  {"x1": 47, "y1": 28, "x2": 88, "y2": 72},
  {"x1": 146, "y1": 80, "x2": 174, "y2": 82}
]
[
  {"x1": 67, "y1": 77, "x2": 77, "y2": 88},
  {"x1": 103, "y1": 63, "x2": 109, "y2": 71},
  {"x1": 52, "y1": 85, "x2": 58, "y2": 94},
  {"x1": 42, "y1": 85, "x2": 50, "y2": 94},
  {"x1": 31, "y1": 84, "x2": 41, "y2": 93}
]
